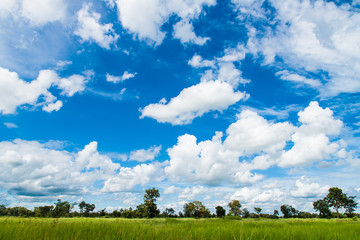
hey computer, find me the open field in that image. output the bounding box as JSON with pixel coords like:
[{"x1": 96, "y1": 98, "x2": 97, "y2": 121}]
[{"x1": 0, "y1": 217, "x2": 359, "y2": 240}]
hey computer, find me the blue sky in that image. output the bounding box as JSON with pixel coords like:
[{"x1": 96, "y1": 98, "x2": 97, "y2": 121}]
[{"x1": 0, "y1": 0, "x2": 360, "y2": 214}]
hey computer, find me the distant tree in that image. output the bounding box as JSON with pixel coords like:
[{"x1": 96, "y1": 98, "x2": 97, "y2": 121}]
[
  {"x1": 325, "y1": 187, "x2": 347, "y2": 218},
  {"x1": 34, "y1": 205, "x2": 54, "y2": 217},
  {"x1": 215, "y1": 206, "x2": 226, "y2": 218},
  {"x1": 183, "y1": 201, "x2": 210, "y2": 218},
  {"x1": 79, "y1": 201, "x2": 96, "y2": 217},
  {"x1": 162, "y1": 208, "x2": 175, "y2": 218},
  {"x1": 313, "y1": 199, "x2": 331, "y2": 218},
  {"x1": 344, "y1": 196, "x2": 357, "y2": 216},
  {"x1": 0, "y1": 205, "x2": 7, "y2": 216},
  {"x1": 228, "y1": 200, "x2": 242, "y2": 216},
  {"x1": 53, "y1": 199, "x2": 72, "y2": 217},
  {"x1": 273, "y1": 210, "x2": 279, "y2": 216},
  {"x1": 143, "y1": 188, "x2": 160, "y2": 218},
  {"x1": 112, "y1": 210, "x2": 121, "y2": 218},
  {"x1": 242, "y1": 208, "x2": 250, "y2": 218},
  {"x1": 254, "y1": 207, "x2": 262, "y2": 215},
  {"x1": 280, "y1": 204, "x2": 298, "y2": 218}
]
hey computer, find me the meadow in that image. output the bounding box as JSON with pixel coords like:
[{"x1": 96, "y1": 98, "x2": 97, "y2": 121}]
[{"x1": 0, "y1": 217, "x2": 359, "y2": 240}]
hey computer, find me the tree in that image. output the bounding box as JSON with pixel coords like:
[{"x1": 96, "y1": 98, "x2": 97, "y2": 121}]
[
  {"x1": 215, "y1": 206, "x2": 226, "y2": 218},
  {"x1": 313, "y1": 199, "x2": 331, "y2": 218},
  {"x1": 78, "y1": 201, "x2": 95, "y2": 217},
  {"x1": 143, "y1": 188, "x2": 160, "y2": 218},
  {"x1": 280, "y1": 204, "x2": 298, "y2": 218},
  {"x1": 0, "y1": 205, "x2": 7, "y2": 216},
  {"x1": 34, "y1": 205, "x2": 54, "y2": 217},
  {"x1": 183, "y1": 201, "x2": 210, "y2": 218},
  {"x1": 242, "y1": 208, "x2": 250, "y2": 218},
  {"x1": 325, "y1": 187, "x2": 347, "y2": 218},
  {"x1": 53, "y1": 199, "x2": 72, "y2": 217},
  {"x1": 273, "y1": 210, "x2": 279, "y2": 216},
  {"x1": 254, "y1": 207, "x2": 262, "y2": 215},
  {"x1": 344, "y1": 196, "x2": 357, "y2": 216},
  {"x1": 162, "y1": 208, "x2": 175, "y2": 217},
  {"x1": 228, "y1": 200, "x2": 242, "y2": 216}
]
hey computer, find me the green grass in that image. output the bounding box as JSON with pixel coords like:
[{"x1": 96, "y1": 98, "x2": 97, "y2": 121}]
[{"x1": 0, "y1": 217, "x2": 359, "y2": 240}]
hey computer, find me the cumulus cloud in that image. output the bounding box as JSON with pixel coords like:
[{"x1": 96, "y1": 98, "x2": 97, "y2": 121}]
[
  {"x1": 242, "y1": 0, "x2": 360, "y2": 96},
  {"x1": 0, "y1": 0, "x2": 67, "y2": 25},
  {"x1": 129, "y1": 145, "x2": 162, "y2": 162},
  {"x1": 113, "y1": 0, "x2": 215, "y2": 45},
  {"x1": 0, "y1": 139, "x2": 120, "y2": 196},
  {"x1": 178, "y1": 186, "x2": 207, "y2": 201},
  {"x1": 0, "y1": 67, "x2": 89, "y2": 115},
  {"x1": 290, "y1": 176, "x2": 329, "y2": 198},
  {"x1": 21, "y1": 0, "x2": 66, "y2": 25},
  {"x1": 173, "y1": 19, "x2": 209, "y2": 45},
  {"x1": 106, "y1": 71, "x2": 136, "y2": 83},
  {"x1": 102, "y1": 163, "x2": 164, "y2": 192},
  {"x1": 140, "y1": 80, "x2": 247, "y2": 125},
  {"x1": 141, "y1": 47, "x2": 250, "y2": 125},
  {"x1": 231, "y1": 187, "x2": 284, "y2": 203},
  {"x1": 279, "y1": 101, "x2": 344, "y2": 167},
  {"x1": 165, "y1": 101, "x2": 345, "y2": 185},
  {"x1": 75, "y1": 3, "x2": 119, "y2": 49}
]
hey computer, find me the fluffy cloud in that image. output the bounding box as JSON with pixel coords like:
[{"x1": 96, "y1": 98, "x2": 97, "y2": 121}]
[
  {"x1": 129, "y1": 145, "x2": 162, "y2": 162},
  {"x1": 173, "y1": 19, "x2": 209, "y2": 45},
  {"x1": 276, "y1": 70, "x2": 322, "y2": 88},
  {"x1": 279, "y1": 102, "x2": 344, "y2": 167},
  {"x1": 113, "y1": 0, "x2": 215, "y2": 45},
  {"x1": 0, "y1": 139, "x2": 120, "y2": 196},
  {"x1": 243, "y1": 0, "x2": 360, "y2": 96},
  {"x1": 0, "y1": 67, "x2": 89, "y2": 114},
  {"x1": 106, "y1": 71, "x2": 136, "y2": 83},
  {"x1": 75, "y1": 3, "x2": 119, "y2": 49},
  {"x1": 290, "y1": 176, "x2": 329, "y2": 198},
  {"x1": 0, "y1": 0, "x2": 66, "y2": 25},
  {"x1": 102, "y1": 163, "x2": 164, "y2": 192},
  {"x1": 230, "y1": 187, "x2": 284, "y2": 203},
  {"x1": 141, "y1": 48, "x2": 250, "y2": 125},
  {"x1": 165, "y1": 102, "x2": 345, "y2": 185},
  {"x1": 140, "y1": 80, "x2": 247, "y2": 125}
]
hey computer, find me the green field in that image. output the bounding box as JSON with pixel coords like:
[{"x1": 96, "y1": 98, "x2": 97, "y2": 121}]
[{"x1": 0, "y1": 217, "x2": 359, "y2": 240}]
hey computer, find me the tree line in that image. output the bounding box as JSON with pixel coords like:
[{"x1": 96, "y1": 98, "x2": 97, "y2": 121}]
[{"x1": 0, "y1": 187, "x2": 357, "y2": 219}]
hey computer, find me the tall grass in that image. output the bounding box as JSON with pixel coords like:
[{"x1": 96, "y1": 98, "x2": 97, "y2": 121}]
[{"x1": 0, "y1": 217, "x2": 359, "y2": 240}]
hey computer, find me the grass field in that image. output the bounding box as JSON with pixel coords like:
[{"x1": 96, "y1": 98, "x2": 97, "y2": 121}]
[{"x1": 0, "y1": 217, "x2": 359, "y2": 240}]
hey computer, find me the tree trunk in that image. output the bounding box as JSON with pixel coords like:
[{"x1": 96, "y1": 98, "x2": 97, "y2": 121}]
[{"x1": 336, "y1": 208, "x2": 339, "y2": 218}]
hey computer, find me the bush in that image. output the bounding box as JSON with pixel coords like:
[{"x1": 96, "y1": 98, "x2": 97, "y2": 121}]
[
  {"x1": 223, "y1": 215, "x2": 242, "y2": 220},
  {"x1": 352, "y1": 216, "x2": 358, "y2": 221}
]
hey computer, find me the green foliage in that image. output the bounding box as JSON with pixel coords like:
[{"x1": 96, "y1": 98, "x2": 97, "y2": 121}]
[
  {"x1": 325, "y1": 187, "x2": 347, "y2": 218},
  {"x1": 254, "y1": 207, "x2": 262, "y2": 214},
  {"x1": 53, "y1": 199, "x2": 72, "y2": 218},
  {"x1": 183, "y1": 201, "x2": 210, "y2": 218},
  {"x1": 143, "y1": 188, "x2": 160, "y2": 218},
  {"x1": 228, "y1": 200, "x2": 242, "y2": 216},
  {"x1": 313, "y1": 199, "x2": 331, "y2": 218},
  {"x1": 280, "y1": 204, "x2": 298, "y2": 218},
  {"x1": 215, "y1": 206, "x2": 226, "y2": 218}
]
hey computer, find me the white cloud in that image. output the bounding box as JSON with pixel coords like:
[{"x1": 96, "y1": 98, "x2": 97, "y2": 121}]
[
  {"x1": 57, "y1": 75, "x2": 88, "y2": 97},
  {"x1": 243, "y1": 0, "x2": 360, "y2": 96},
  {"x1": 129, "y1": 145, "x2": 162, "y2": 162},
  {"x1": 0, "y1": 139, "x2": 120, "y2": 196},
  {"x1": 290, "y1": 176, "x2": 329, "y2": 198},
  {"x1": 230, "y1": 187, "x2": 284, "y2": 203},
  {"x1": 106, "y1": 71, "x2": 136, "y2": 84},
  {"x1": 113, "y1": 0, "x2": 215, "y2": 45},
  {"x1": 0, "y1": 0, "x2": 66, "y2": 25},
  {"x1": 140, "y1": 80, "x2": 247, "y2": 125},
  {"x1": 102, "y1": 163, "x2": 164, "y2": 192},
  {"x1": 173, "y1": 19, "x2": 209, "y2": 45},
  {"x1": 276, "y1": 70, "x2": 322, "y2": 88},
  {"x1": 42, "y1": 100, "x2": 63, "y2": 112},
  {"x1": 75, "y1": 3, "x2": 119, "y2": 49},
  {"x1": 21, "y1": 0, "x2": 66, "y2": 25},
  {"x1": 279, "y1": 101, "x2": 344, "y2": 167},
  {"x1": 4, "y1": 122, "x2": 18, "y2": 129},
  {"x1": 165, "y1": 102, "x2": 346, "y2": 185},
  {"x1": 188, "y1": 55, "x2": 215, "y2": 68},
  {"x1": 224, "y1": 110, "x2": 295, "y2": 156},
  {"x1": 178, "y1": 185, "x2": 207, "y2": 201},
  {"x1": 0, "y1": 67, "x2": 89, "y2": 114}
]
